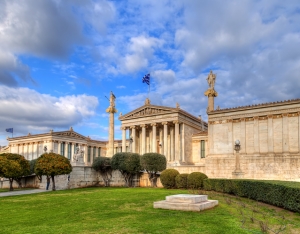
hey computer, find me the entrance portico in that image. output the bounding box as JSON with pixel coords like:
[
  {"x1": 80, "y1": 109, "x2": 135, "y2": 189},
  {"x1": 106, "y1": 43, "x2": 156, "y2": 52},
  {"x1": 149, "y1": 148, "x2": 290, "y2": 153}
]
[{"x1": 119, "y1": 98, "x2": 207, "y2": 164}]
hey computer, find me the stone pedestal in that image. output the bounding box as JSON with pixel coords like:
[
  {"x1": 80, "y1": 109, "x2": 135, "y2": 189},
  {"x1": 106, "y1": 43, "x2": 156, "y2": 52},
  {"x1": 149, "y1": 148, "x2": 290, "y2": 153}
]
[
  {"x1": 154, "y1": 194, "x2": 218, "y2": 212},
  {"x1": 232, "y1": 171, "x2": 245, "y2": 179}
]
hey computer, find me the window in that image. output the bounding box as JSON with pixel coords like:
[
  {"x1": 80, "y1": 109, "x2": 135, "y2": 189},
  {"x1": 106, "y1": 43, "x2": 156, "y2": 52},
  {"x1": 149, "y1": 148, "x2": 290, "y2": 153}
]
[
  {"x1": 201, "y1": 140, "x2": 205, "y2": 158},
  {"x1": 88, "y1": 146, "x2": 91, "y2": 162},
  {"x1": 61, "y1": 142, "x2": 65, "y2": 156},
  {"x1": 67, "y1": 143, "x2": 71, "y2": 159}
]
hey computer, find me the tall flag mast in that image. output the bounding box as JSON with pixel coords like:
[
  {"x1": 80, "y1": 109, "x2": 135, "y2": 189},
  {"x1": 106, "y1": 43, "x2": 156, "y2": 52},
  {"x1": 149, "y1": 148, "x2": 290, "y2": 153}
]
[{"x1": 142, "y1": 73, "x2": 150, "y2": 98}]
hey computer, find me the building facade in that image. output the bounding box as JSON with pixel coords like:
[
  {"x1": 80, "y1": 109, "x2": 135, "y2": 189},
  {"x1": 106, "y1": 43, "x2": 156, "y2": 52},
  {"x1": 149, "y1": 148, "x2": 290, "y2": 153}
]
[{"x1": 3, "y1": 71, "x2": 300, "y2": 182}]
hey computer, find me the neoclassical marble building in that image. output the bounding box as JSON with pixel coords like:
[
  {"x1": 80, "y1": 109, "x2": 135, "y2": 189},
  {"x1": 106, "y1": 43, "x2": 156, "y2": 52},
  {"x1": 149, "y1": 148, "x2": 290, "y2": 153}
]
[{"x1": 4, "y1": 71, "x2": 300, "y2": 181}]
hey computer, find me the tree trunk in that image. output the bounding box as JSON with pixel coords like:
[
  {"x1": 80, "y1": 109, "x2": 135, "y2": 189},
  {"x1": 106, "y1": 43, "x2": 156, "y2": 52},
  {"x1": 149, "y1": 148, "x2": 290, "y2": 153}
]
[
  {"x1": 9, "y1": 178, "x2": 14, "y2": 191},
  {"x1": 51, "y1": 175, "x2": 56, "y2": 191}
]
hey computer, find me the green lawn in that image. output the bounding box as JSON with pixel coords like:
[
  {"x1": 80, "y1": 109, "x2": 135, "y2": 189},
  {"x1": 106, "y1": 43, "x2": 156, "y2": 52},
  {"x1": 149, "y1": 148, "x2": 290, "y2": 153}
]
[{"x1": 0, "y1": 187, "x2": 299, "y2": 234}]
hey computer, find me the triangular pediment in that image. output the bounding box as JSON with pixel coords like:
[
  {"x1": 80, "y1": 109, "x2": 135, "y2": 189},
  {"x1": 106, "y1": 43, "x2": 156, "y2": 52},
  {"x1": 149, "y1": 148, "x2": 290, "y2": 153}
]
[
  {"x1": 54, "y1": 131, "x2": 87, "y2": 140},
  {"x1": 119, "y1": 104, "x2": 178, "y2": 120}
]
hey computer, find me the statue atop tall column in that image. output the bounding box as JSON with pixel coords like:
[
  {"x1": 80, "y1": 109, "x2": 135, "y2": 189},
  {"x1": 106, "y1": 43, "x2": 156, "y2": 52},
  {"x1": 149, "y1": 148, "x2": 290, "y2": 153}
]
[
  {"x1": 204, "y1": 70, "x2": 218, "y2": 112},
  {"x1": 106, "y1": 91, "x2": 117, "y2": 157}
]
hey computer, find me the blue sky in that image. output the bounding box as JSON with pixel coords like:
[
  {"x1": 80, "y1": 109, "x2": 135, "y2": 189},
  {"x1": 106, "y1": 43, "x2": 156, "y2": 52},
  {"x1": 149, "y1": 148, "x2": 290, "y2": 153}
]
[{"x1": 1, "y1": 0, "x2": 300, "y2": 146}]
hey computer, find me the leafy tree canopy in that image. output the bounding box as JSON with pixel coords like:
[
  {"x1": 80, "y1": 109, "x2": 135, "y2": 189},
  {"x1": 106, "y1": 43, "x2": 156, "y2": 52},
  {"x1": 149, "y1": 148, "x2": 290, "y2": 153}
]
[{"x1": 35, "y1": 153, "x2": 72, "y2": 177}]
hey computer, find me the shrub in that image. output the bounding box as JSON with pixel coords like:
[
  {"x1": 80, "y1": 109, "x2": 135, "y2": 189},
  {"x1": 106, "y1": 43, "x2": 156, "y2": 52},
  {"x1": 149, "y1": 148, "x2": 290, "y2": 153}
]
[
  {"x1": 175, "y1": 173, "x2": 189, "y2": 189},
  {"x1": 140, "y1": 153, "x2": 166, "y2": 187},
  {"x1": 203, "y1": 179, "x2": 300, "y2": 213},
  {"x1": 187, "y1": 172, "x2": 208, "y2": 189},
  {"x1": 160, "y1": 169, "x2": 179, "y2": 189}
]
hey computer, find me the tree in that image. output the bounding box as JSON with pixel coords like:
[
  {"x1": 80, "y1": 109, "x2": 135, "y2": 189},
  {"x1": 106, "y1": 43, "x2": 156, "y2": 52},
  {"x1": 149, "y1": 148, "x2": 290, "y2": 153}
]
[
  {"x1": 0, "y1": 153, "x2": 30, "y2": 191},
  {"x1": 35, "y1": 153, "x2": 72, "y2": 191},
  {"x1": 92, "y1": 157, "x2": 112, "y2": 186},
  {"x1": 111, "y1": 152, "x2": 141, "y2": 187},
  {"x1": 140, "y1": 153, "x2": 166, "y2": 187}
]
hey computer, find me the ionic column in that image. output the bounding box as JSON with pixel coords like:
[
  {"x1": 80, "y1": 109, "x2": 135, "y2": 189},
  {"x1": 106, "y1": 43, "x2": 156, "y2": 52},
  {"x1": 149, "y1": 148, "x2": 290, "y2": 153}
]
[
  {"x1": 140, "y1": 124, "x2": 146, "y2": 155},
  {"x1": 174, "y1": 120, "x2": 180, "y2": 161},
  {"x1": 65, "y1": 142, "x2": 69, "y2": 159},
  {"x1": 170, "y1": 126, "x2": 174, "y2": 161},
  {"x1": 267, "y1": 115, "x2": 274, "y2": 154},
  {"x1": 83, "y1": 144, "x2": 88, "y2": 164},
  {"x1": 253, "y1": 116, "x2": 259, "y2": 154},
  {"x1": 121, "y1": 127, "x2": 126, "y2": 152},
  {"x1": 58, "y1": 141, "x2": 61, "y2": 155},
  {"x1": 130, "y1": 126, "x2": 136, "y2": 153},
  {"x1": 162, "y1": 122, "x2": 168, "y2": 157},
  {"x1": 282, "y1": 113, "x2": 289, "y2": 153},
  {"x1": 151, "y1": 123, "x2": 157, "y2": 152}
]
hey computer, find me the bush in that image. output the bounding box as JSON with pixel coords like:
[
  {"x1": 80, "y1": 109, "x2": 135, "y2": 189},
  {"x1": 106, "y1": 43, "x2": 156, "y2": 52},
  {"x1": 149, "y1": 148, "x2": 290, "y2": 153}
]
[
  {"x1": 160, "y1": 169, "x2": 179, "y2": 189},
  {"x1": 140, "y1": 153, "x2": 166, "y2": 187},
  {"x1": 175, "y1": 173, "x2": 189, "y2": 189},
  {"x1": 187, "y1": 172, "x2": 208, "y2": 189},
  {"x1": 203, "y1": 179, "x2": 300, "y2": 213}
]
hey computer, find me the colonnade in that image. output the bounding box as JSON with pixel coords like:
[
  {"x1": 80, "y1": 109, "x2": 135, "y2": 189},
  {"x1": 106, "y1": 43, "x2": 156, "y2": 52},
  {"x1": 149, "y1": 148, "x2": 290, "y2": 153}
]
[
  {"x1": 121, "y1": 121, "x2": 183, "y2": 162},
  {"x1": 14, "y1": 140, "x2": 102, "y2": 164}
]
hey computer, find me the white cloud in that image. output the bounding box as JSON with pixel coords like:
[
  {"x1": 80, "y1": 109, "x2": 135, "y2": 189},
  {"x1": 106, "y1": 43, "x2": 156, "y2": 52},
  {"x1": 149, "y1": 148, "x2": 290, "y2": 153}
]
[{"x1": 0, "y1": 86, "x2": 99, "y2": 136}]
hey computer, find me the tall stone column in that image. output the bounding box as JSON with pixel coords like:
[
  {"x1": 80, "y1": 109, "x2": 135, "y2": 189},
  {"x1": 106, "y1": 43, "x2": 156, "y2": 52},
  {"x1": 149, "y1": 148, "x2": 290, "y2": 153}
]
[
  {"x1": 159, "y1": 127, "x2": 163, "y2": 154},
  {"x1": 170, "y1": 126, "x2": 174, "y2": 161},
  {"x1": 151, "y1": 123, "x2": 157, "y2": 152},
  {"x1": 267, "y1": 115, "x2": 274, "y2": 154},
  {"x1": 83, "y1": 144, "x2": 88, "y2": 164},
  {"x1": 253, "y1": 116, "x2": 259, "y2": 154},
  {"x1": 174, "y1": 121, "x2": 180, "y2": 162},
  {"x1": 121, "y1": 127, "x2": 126, "y2": 152},
  {"x1": 65, "y1": 142, "x2": 69, "y2": 159},
  {"x1": 204, "y1": 71, "x2": 218, "y2": 112},
  {"x1": 282, "y1": 113, "x2": 289, "y2": 153},
  {"x1": 58, "y1": 141, "x2": 61, "y2": 155},
  {"x1": 130, "y1": 126, "x2": 136, "y2": 153},
  {"x1": 106, "y1": 91, "x2": 117, "y2": 157},
  {"x1": 162, "y1": 122, "x2": 168, "y2": 157},
  {"x1": 141, "y1": 124, "x2": 146, "y2": 155}
]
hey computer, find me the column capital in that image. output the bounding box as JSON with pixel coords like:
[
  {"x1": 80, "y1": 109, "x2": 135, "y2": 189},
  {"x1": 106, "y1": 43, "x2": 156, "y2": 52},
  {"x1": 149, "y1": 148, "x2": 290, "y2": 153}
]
[
  {"x1": 130, "y1": 126, "x2": 136, "y2": 129},
  {"x1": 282, "y1": 113, "x2": 288, "y2": 117},
  {"x1": 253, "y1": 116, "x2": 259, "y2": 120},
  {"x1": 173, "y1": 120, "x2": 180, "y2": 124},
  {"x1": 140, "y1": 124, "x2": 147, "y2": 128},
  {"x1": 120, "y1": 126, "x2": 127, "y2": 130},
  {"x1": 162, "y1": 122, "x2": 168, "y2": 125},
  {"x1": 267, "y1": 114, "x2": 274, "y2": 119},
  {"x1": 150, "y1": 123, "x2": 157, "y2": 127},
  {"x1": 240, "y1": 118, "x2": 246, "y2": 121}
]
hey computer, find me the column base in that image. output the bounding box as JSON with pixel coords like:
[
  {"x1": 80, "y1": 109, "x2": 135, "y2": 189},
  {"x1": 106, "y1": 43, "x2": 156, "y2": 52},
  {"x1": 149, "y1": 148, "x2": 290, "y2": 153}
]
[{"x1": 232, "y1": 171, "x2": 245, "y2": 179}]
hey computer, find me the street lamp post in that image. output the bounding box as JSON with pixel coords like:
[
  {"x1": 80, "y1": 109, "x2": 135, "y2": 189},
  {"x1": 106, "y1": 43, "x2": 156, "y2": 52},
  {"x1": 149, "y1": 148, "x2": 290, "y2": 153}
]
[{"x1": 233, "y1": 140, "x2": 243, "y2": 175}]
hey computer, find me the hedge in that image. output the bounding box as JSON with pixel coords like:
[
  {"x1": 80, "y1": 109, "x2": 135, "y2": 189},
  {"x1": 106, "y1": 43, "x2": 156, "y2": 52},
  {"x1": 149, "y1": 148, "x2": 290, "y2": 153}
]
[{"x1": 203, "y1": 178, "x2": 300, "y2": 213}]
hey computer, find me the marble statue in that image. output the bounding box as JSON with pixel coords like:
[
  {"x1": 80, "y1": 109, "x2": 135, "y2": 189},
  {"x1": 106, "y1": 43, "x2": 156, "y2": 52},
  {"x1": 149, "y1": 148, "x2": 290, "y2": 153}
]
[
  {"x1": 73, "y1": 147, "x2": 84, "y2": 164},
  {"x1": 206, "y1": 70, "x2": 216, "y2": 89}
]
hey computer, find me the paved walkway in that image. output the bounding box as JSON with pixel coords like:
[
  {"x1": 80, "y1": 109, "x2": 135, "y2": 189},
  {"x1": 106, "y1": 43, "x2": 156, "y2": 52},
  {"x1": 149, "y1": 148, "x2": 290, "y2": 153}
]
[{"x1": 0, "y1": 189, "x2": 50, "y2": 197}]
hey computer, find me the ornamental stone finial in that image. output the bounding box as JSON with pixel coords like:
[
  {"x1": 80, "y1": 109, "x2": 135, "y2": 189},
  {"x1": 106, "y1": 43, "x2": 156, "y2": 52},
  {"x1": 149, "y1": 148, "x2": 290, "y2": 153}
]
[
  {"x1": 106, "y1": 91, "x2": 117, "y2": 113},
  {"x1": 145, "y1": 98, "x2": 151, "y2": 105},
  {"x1": 204, "y1": 70, "x2": 218, "y2": 112},
  {"x1": 176, "y1": 102, "x2": 180, "y2": 109}
]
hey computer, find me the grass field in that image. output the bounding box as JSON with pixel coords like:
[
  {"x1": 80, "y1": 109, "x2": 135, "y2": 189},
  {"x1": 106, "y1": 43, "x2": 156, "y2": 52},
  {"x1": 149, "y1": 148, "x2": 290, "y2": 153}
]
[{"x1": 0, "y1": 187, "x2": 299, "y2": 234}]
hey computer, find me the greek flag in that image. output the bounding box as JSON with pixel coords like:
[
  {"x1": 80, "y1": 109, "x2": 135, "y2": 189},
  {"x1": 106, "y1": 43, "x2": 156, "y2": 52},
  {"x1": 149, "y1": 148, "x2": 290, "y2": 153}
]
[
  {"x1": 6, "y1": 128, "x2": 13, "y2": 133},
  {"x1": 142, "y1": 74, "x2": 150, "y2": 85}
]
